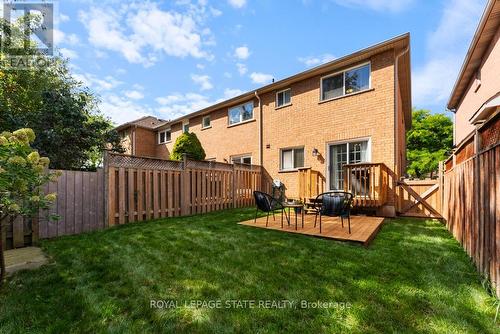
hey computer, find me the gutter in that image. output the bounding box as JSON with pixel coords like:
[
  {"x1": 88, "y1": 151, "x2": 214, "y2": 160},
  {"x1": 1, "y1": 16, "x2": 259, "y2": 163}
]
[
  {"x1": 394, "y1": 45, "x2": 410, "y2": 177},
  {"x1": 255, "y1": 91, "x2": 263, "y2": 165}
]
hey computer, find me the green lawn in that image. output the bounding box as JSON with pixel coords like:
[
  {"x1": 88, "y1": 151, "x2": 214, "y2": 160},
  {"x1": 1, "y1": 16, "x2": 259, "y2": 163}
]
[{"x1": 0, "y1": 208, "x2": 498, "y2": 333}]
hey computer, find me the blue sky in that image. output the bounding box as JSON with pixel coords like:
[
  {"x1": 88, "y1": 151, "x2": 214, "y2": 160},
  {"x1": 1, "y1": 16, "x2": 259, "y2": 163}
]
[{"x1": 49, "y1": 0, "x2": 486, "y2": 124}]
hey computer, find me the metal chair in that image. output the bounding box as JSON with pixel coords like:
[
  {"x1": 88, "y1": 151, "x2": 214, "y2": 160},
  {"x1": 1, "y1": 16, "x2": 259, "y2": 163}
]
[
  {"x1": 312, "y1": 191, "x2": 353, "y2": 234},
  {"x1": 253, "y1": 191, "x2": 287, "y2": 227}
]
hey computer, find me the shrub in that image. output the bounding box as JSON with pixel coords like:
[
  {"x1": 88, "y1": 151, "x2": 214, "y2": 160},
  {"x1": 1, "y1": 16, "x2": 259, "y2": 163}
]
[
  {"x1": 0, "y1": 128, "x2": 58, "y2": 285},
  {"x1": 170, "y1": 132, "x2": 206, "y2": 161}
]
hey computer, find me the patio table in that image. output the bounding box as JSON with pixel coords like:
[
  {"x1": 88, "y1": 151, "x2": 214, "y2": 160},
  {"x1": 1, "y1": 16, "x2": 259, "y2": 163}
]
[{"x1": 282, "y1": 203, "x2": 304, "y2": 230}]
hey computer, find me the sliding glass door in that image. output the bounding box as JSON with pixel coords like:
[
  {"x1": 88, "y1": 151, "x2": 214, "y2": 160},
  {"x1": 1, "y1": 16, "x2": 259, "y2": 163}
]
[{"x1": 328, "y1": 140, "x2": 369, "y2": 190}]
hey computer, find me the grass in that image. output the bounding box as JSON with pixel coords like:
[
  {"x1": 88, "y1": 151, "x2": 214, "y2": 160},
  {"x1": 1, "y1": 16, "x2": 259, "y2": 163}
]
[{"x1": 0, "y1": 208, "x2": 498, "y2": 333}]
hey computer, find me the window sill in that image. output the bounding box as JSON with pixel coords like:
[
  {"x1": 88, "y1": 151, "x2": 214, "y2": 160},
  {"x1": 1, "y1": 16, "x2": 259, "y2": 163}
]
[
  {"x1": 275, "y1": 103, "x2": 292, "y2": 110},
  {"x1": 201, "y1": 126, "x2": 212, "y2": 131},
  {"x1": 319, "y1": 88, "x2": 374, "y2": 104},
  {"x1": 158, "y1": 141, "x2": 172, "y2": 145},
  {"x1": 227, "y1": 118, "x2": 256, "y2": 128}
]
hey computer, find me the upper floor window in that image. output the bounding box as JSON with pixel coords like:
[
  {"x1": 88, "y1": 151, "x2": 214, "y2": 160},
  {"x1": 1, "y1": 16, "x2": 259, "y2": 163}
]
[
  {"x1": 183, "y1": 121, "x2": 190, "y2": 133},
  {"x1": 228, "y1": 101, "x2": 254, "y2": 125},
  {"x1": 276, "y1": 89, "x2": 291, "y2": 108},
  {"x1": 280, "y1": 147, "x2": 304, "y2": 171},
  {"x1": 321, "y1": 63, "x2": 370, "y2": 101},
  {"x1": 202, "y1": 115, "x2": 211, "y2": 129},
  {"x1": 158, "y1": 129, "x2": 171, "y2": 144}
]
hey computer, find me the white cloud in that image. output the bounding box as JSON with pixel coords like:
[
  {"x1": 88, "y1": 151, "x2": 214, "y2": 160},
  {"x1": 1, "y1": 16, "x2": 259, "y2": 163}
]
[
  {"x1": 210, "y1": 7, "x2": 223, "y2": 17},
  {"x1": 196, "y1": 63, "x2": 205, "y2": 69},
  {"x1": 59, "y1": 48, "x2": 78, "y2": 59},
  {"x1": 59, "y1": 14, "x2": 70, "y2": 23},
  {"x1": 191, "y1": 74, "x2": 213, "y2": 90},
  {"x1": 124, "y1": 90, "x2": 145, "y2": 100},
  {"x1": 223, "y1": 72, "x2": 232, "y2": 78},
  {"x1": 412, "y1": 0, "x2": 484, "y2": 107},
  {"x1": 222, "y1": 88, "x2": 244, "y2": 99},
  {"x1": 54, "y1": 29, "x2": 80, "y2": 46},
  {"x1": 79, "y1": 2, "x2": 214, "y2": 67},
  {"x1": 228, "y1": 0, "x2": 246, "y2": 9},
  {"x1": 100, "y1": 94, "x2": 151, "y2": 124},
  {"x1": 73, "y1": 72, "x2": 123, "y2": 91},
  {"x1": 236, "y1": 63, "x2": 247, "y2": 75},
  {"x1": 234, "y1": 46, "x2": 250, "y2": 60},
  {"x1": 333, "y1": 0, "x2": 414, "y2": 13},
  {"x1": 155, "y1": 92, "x2": 213, "y2": 119},
  {"x1": 250, "y1": 72, "x2": 273, "y2": 85},
  {"x1": 298, "y1": 53, "x2": 336, "y2": 67}
]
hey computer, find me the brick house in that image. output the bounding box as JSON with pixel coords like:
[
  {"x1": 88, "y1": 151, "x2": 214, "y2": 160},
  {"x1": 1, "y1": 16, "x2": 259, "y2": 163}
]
[
  {"x1": 116, "y1": 33, "x2": 412, "y2": 217},
  {"x1": 446, "y1": 0, "x2": 500, "y2": 167}
]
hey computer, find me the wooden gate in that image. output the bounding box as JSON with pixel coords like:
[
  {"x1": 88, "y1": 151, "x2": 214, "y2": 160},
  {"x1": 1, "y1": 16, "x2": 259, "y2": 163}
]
[{"x1": 397, "y1": 179, "x2": 442, "y2": 218}]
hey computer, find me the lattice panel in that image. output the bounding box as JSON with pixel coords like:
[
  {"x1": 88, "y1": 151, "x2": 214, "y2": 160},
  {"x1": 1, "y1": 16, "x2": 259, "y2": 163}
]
[
  {"x1": 107, "y1": 153, "x2": 184, "y2": 171},
  {"x1": 185, "y1": 159, "x2": 234, "y2": 171}
]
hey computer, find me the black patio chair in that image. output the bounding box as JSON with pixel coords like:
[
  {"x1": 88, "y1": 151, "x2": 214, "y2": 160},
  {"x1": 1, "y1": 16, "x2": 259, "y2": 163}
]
[
  {"x1": 253, "y1": 191, "x2": 287, "y2": 227},
  {"x1": 312, "y1": 191, "x2": 353, "y2": 234}
]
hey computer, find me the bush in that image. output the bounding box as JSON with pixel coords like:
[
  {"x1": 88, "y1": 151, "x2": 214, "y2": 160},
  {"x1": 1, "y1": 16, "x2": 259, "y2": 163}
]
[{"x1": 170, "y1": 132, "x2": 206, "y2": 161}]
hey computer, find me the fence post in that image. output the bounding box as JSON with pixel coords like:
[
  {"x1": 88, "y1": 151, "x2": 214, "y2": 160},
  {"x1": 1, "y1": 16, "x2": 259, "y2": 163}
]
[
  {"x1": 232, "y1": 164, "x2": 237, "y2": 209},
  {"x1": 438, "y1": 161, "x2": 444, "y2": 216},
  {"x1": 180, "y1": 154, "x2": 190, "y2": 216},
  {"x1": 103, "y1": 150, "x2": 110, "y2": 227}
]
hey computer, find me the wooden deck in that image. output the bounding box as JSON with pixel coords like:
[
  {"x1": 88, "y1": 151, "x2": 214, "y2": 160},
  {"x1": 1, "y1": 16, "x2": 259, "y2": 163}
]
[{"x1": 239, "y1": 212, "x2": 385, "y2": 246}]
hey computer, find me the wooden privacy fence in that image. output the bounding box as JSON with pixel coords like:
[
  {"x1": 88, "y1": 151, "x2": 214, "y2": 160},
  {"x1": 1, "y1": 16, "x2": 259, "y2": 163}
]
[
  {"x1": 106, "y1": 153, "x2": 273, "y2": 226},
  {"x1": 2, "y1": 169, "x2": 106, "y2": 250},
  {"x1": 443, "y1": 143, "x2": 499, "y2": 297}
]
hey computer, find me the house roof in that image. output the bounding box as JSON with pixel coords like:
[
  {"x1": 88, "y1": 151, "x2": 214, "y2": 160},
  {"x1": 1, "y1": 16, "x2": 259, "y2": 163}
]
[
  {"x1": 115, "y1": 116, "x2": 169, "y2": 132},
  {"x1": 447, "y1": 0, "x2": 500, "y2": 110}
]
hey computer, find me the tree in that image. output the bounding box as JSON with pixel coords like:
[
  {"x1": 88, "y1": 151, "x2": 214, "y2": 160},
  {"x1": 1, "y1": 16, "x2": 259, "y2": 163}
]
[
  {"x1": 170, "y1": 132, "x2": 206, "y2": 161},
  {"x1": 0, "y1": 128, "x2": 58, "y2": 285},
  {"x1": 407, "y1": 109, "x2": 453, "y2": 178},
  {"x1": 0, "y1": 15, "x2": 123, "y2": 171}
]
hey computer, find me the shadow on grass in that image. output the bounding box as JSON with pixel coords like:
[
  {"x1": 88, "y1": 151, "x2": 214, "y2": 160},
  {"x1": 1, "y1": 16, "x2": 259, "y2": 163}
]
[{"x1": 0, "y1": 209, "x2": 498, "y2": 333}]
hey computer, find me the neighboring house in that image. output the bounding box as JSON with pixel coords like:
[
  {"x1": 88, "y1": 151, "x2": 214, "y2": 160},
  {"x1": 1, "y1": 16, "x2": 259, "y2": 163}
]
[
  {"x1": 447, "y1": 0, "x2": 500, "y2": 166},
  {"x1": 117, "y1": 33, "x2": 412, "y2": 217},
  {"x1": 116, "y1": 116, "x2": 169, "y2": 157}
]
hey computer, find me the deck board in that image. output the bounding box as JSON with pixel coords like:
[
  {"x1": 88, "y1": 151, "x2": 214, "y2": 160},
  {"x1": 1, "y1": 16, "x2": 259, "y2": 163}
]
[{"x1": 238, "y1": 213, "x2": 385, "y2": 246}]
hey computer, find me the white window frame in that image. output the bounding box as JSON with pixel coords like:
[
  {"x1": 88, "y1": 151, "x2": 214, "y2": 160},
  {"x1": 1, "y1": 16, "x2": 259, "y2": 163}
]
[
  {"x1": 182, "y1": 120, "x2": 190, "y2": 133},
  {"x1": 228, "y1": 101, "x2": 254, "y2": 126},
  {"x1": 158, "y1": 129, "x2": 171, "y2": 144},
  {"x1": 231, "y1": 155, "x2": 252, "y2": 165},
  {"x1": 202, "y1": 115, "x2": 211, "y2": 129},
  {"x1": 320, "y1": 62, "x2": 371, "y2": 102},
  {"x1": 279, "y1": 146, "x2": 305, "y2": 171},
  {"x1": 325, "y1": 137, "x2": 372, "y2": 191},
  {"x1": 275, "y1": 88, "x2": 292, "y2": 108}
]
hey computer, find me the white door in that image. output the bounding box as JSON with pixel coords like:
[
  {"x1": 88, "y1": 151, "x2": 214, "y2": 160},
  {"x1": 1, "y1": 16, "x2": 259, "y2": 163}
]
[{"x1": 328, "y1": 140, "x2": 369, "y2": 191}]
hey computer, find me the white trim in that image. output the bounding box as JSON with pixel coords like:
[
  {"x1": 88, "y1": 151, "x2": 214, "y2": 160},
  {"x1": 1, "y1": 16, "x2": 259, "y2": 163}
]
[
  {"x1": 202, "y1": 115, "x2": 211, "y2": 129},
  {"x1": 279, "y1": 146, "x2": 305, "y2": 171},
  {"x1": 320, "y1": 61, "x2": 371, "y2": 102},
  {"x1": 158, "y1": 129, "x2": 172, "y2": 144},
  {"x1": 228, "y1": 101, "x2": 254, "y2": 126},
  {"x1": 275, "y1": 88, "x2": 292, "y2": 108},
  {"x1": 325, "y1": 137, "x2": 372, "y2": 191}
]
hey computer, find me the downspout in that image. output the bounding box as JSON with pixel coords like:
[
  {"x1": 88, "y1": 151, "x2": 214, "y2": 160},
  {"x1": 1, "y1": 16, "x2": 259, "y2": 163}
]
[
  {"x1": 394, "y1": 45, "x2": 410, "y2": 177},
  {"x1": 255, "y1": 91, "x2": 263, "y2": 166}
]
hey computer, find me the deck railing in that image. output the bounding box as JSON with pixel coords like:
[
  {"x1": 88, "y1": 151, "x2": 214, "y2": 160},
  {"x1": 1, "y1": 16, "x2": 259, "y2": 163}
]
[
  {"x1": 343, "y1": 162, "x2": 389, "y2": 207},
  {"x1": 297, "y1": 167, "x2": 325, "y2": 200}
]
